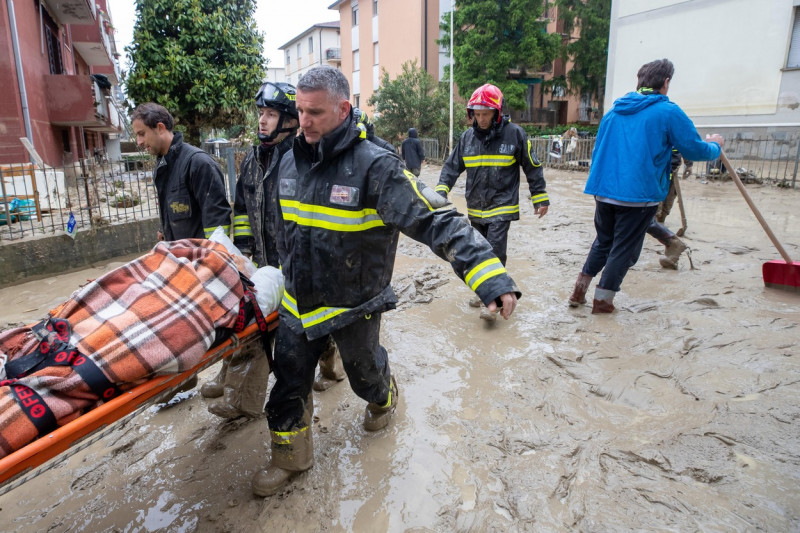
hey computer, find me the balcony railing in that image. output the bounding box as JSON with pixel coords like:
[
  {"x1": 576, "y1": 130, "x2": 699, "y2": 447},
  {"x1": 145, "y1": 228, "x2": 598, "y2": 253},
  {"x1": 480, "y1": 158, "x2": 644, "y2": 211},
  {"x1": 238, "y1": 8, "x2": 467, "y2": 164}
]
[{"x1": 326, "y1": 48, "x2": 341, "y2": 60}]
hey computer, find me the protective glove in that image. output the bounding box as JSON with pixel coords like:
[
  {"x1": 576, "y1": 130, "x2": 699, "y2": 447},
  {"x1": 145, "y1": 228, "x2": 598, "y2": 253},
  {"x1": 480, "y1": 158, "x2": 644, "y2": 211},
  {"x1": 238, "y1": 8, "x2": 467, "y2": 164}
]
[{"x1": 421, "y1": 186, "x2": 451, "y2": 208}]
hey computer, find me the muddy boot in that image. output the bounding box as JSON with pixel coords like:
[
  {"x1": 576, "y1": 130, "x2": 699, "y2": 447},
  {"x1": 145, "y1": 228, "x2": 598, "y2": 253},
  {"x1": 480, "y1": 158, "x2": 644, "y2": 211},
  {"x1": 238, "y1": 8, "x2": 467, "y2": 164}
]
[
  {"x1": 568, "y1": 272, "x2": 593, "y2": 307},
  {"x1": 313, "y1": 339, "x2": 346, "y2": 392},
  {"x1": 468, "y1": 295, "x2": 482, "y2": 308},
  {"x1": 363, "y1": 375, "x2": 399, "y2": 431},
  {"x1": 591, "y1": 287, "x2": 616, "y2": 314},
  {"x1": 200, "y1": 359, "x2": 229, "y2": 399},
  {"x1": 208, "y1": 344, "x2": 269, "y2": 418},
  {"x1": 659, "y1": 237, "x2": 687, "y2": 270},
  {"x1": 252, "y1": 396, "x2": 314, "y2": 497},
  {"x1": 479, "y1": 306, "x2": 497, "y2": 321}
]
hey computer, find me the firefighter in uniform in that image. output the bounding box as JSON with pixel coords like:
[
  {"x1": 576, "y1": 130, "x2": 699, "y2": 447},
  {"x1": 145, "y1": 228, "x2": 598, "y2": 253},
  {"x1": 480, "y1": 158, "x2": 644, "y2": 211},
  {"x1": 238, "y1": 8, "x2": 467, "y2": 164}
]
[
  {"x1": 131, "y1": 102, "x2": 232, "y2": 394},
  {"x1": 252, "y1": 66, "x2": 521, "y2": 497},
  {"x1": 436, "y1": 84, "x2": 549, "y2": 320},
  {"x1": 132, "y1": 102, "x2": 231, "y2": 242}
]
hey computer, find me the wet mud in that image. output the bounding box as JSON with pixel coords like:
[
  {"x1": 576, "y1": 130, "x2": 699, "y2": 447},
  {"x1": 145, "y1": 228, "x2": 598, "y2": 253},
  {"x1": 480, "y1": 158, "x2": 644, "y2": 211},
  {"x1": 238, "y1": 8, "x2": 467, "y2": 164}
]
[{"x1": 0, "y1": 165, "x2": 798, "y2": 531}]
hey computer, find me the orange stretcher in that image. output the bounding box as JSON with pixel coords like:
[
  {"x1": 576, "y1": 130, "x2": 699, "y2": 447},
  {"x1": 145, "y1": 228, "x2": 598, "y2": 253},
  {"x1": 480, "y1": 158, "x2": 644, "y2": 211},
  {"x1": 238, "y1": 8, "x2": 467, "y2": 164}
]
[{"x1": 0, "y1": 313, "x2": 277, "y2": 495}]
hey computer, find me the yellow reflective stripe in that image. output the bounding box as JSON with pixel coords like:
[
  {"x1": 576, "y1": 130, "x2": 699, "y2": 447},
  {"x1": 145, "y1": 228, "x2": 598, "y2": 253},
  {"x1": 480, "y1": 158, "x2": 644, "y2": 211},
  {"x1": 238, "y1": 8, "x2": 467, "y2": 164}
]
[
  {"x1": 233, "y1": 215, "x2": 249, "y2": 224},
  {"x1": 404, "y1": 169, "x2": 434, "y2": 211},
  {"x1": 467, "y1": 205, "x2": 520, "y2": 218},
  {"x1": 357, "y1": 124, "x2": 368, "y2": 139},
  {"x1": 464, "y1": 257, "x2": 507, "y2": 292},
  {"x1": 273, "y1": 426, "x2": 309, "y2": 443},
  {"x1": 527, "y1": 140, "x2": 541, "y2": 167},
  {"x1": 281, "y1": 290, "x2": 351, "y2": 329},
  {"x1": 232, "y1": 227, "x2": 253, "y2": 237},
  {"x1": 204, "y1": 225, "x2": 230, "y2": 237},
  {"x1": 280, "y1": 199, "x2": 385, "y2": 232},
  {"x1": 463, "y1": 155, "x2": 516, "y2": 168},
  {"x1": 531, "y1": 193, "x2": 549, "y2": 204},
  {"x1": 435, "y1": 184, "x2": 450, "y2": 194}
]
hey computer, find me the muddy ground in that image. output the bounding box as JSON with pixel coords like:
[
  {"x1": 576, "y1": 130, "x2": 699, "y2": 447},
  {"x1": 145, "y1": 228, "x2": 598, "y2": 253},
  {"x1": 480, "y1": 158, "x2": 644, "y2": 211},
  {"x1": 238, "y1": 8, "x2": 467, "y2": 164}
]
[{"x1": 0, "y1": 164, "x2": 799, "y2": 532}]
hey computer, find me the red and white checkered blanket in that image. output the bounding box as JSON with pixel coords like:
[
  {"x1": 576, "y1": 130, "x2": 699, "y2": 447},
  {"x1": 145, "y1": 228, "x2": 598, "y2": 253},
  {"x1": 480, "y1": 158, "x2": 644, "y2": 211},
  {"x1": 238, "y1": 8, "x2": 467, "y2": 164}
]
[{"x1": 0, "y1": 239, "x2": 245, "y2": 458}]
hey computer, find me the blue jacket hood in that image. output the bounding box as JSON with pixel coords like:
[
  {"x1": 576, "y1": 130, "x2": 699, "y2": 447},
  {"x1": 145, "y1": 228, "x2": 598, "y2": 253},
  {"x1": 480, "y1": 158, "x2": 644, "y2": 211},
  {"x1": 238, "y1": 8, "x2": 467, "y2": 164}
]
[{"x1": 612, "y1": 91, "x2": 668, "y2": 115}]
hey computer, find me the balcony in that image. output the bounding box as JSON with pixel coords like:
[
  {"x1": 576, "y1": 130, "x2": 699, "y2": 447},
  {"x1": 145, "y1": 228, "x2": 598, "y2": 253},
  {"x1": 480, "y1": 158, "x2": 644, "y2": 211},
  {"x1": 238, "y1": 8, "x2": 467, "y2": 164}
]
[
  {"x1": 70, "y1": 18, "x2": 113, "y2": 66},
  {"x1": 325, "y1": 48, "x2": 341, "y2": 63},
  {"x1": 42, "y1": 0, "x2": 95, "y2": 25},
  {"x1": 44, "y1": 75, "x2": 121, "y2": 133}
]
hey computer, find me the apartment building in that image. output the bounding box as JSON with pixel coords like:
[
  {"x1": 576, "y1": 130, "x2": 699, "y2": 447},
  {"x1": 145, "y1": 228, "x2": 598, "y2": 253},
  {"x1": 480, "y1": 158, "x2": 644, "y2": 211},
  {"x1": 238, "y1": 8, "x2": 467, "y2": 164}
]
[
  {"x1": 328, "y1": 0, "x2": 587, "y2": 126},
  {"x1": 280, "y1": 21, "x2": 341, "y2": 87},
  {"x1": 0, "y1": 0, "x2": 124, "y2": 166}
]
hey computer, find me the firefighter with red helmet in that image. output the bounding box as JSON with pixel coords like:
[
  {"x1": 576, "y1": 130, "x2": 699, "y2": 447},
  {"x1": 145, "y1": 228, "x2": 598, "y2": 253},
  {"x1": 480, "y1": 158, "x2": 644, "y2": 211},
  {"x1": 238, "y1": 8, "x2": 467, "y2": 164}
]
[{"x1": 436, "y1": 83, "x2": 549, "y2": 320}]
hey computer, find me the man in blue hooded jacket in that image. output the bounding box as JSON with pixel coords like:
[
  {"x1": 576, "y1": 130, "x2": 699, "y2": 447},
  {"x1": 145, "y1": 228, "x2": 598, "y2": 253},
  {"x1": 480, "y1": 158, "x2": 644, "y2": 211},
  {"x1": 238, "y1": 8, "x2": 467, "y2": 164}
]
[{"x1": 568, "y1": 58, "x2": 724, "y2": 313}]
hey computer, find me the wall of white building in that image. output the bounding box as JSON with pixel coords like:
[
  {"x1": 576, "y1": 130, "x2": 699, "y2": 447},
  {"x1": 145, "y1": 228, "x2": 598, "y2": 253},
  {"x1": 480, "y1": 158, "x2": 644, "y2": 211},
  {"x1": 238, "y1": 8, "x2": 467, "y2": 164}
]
[{"x1": 606, "y1": 0, "x2": 800, "y2": 131}]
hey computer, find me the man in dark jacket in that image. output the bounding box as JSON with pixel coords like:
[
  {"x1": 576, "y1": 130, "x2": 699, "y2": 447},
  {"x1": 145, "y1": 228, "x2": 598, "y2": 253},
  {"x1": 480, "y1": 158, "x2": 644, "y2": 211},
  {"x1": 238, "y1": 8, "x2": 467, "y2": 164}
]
[
  {"x1": 436, "y1": 84, "x2": 549, "y2": 320},
  {"x1": 131, "y1": 103, "x2": 231, "y2": 242},
  {"x1": 401, "y1": 128, "x2": 425, "y2": 176},
  {"x1": 252, "y1": 66, "x2": 521, "y2": 497},
  {"x1": 131, "y1": 102, "x2": 232, "y2": 393}
]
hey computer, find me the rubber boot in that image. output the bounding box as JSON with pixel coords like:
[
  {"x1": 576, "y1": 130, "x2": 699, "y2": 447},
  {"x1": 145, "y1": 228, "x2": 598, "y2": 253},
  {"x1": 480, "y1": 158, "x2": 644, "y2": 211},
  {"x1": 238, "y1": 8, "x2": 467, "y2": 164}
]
[
  {"x1": 568, "y1": 272, "x2": 593, "y2": 307},
  {"x1": 252, "y1": 395, "x2": 314, "y2": 497},
  {"x1": 659, "y1": 237, "x2": 687, "y2": 270},
  {"x1": 468, "y1": 295, "x2": 482, "y2": 308},
  {"x1": 591, "y1": 287, "x2": 616, "y2": 314},
  {"x1": 363, "y1": 375, "x2": 399, "y2": 431},
  {"x1": 313, "y1": 339, "x2": 346, "y2": 392},
  {"x1": 479, "y1": 306, "x2": 498, "y2": 321},
  {"x1": 208, "y1": 344, "x2": 270, "y2": 418},
  {"x1": 200, "y1": 358, "x2": 229, "y2": 398}
]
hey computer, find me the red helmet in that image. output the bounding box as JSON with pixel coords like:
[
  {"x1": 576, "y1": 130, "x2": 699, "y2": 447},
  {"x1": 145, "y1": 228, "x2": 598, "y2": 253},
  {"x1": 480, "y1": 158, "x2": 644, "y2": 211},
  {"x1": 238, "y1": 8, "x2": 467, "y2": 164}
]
[{"x1": 467, "y1": 84, "x2": 503, "y2": 123}]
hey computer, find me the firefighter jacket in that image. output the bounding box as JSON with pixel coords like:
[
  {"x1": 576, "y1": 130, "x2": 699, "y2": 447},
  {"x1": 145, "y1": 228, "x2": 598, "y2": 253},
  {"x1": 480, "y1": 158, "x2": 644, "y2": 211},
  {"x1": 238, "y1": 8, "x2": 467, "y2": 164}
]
[
  {"x1": 153, "y1": 132, "x2": 231, "y2": 240},
  {"x1": 276, "y1": 112, "x2": 521, "y2": 341},
  {"x1": 436, "y1": 117, "x2": 549, "y2": 223},
  {"x1": 232, "y1": 134, "x2": 295, "y2": 267}
]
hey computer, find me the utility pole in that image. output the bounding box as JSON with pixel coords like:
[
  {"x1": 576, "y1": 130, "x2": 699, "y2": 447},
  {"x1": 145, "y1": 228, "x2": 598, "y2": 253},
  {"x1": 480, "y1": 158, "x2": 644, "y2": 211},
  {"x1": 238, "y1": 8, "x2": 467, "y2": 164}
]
[{"x1": 448, "y1": 0, "x2": 454, "y2": 156}]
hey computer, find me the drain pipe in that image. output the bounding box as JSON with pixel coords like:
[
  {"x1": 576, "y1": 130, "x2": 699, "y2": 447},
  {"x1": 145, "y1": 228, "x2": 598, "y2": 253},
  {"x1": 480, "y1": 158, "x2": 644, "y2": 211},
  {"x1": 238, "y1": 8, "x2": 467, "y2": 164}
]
[{"x1": 7, "y1": 0, "x2": 34, "y2": 149}]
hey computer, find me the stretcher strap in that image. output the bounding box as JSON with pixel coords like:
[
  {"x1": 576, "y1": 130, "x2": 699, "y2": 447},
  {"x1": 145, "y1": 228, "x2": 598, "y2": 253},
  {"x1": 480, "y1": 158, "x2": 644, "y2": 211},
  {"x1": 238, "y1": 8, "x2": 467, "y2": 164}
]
[
  {"x1": 4, "y1": 318, "x2": 122, "y2": 401},
  {"x1": 7, "y1": 382, "x2": 58, "y2": 438}
]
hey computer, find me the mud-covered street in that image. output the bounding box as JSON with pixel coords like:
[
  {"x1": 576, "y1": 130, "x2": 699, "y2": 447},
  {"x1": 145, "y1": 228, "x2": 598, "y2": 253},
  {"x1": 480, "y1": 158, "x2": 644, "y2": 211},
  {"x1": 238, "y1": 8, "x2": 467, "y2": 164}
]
[{"x1": 1, "y1": 164, "x2": 799, "y2": 532}]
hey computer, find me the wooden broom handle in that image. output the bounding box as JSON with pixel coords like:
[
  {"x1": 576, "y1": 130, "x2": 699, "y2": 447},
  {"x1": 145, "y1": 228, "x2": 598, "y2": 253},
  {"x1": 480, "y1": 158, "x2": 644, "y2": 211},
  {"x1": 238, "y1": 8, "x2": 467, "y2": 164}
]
[{"x1": 718, "y1": 150, "x2": 793, "y2": 264}]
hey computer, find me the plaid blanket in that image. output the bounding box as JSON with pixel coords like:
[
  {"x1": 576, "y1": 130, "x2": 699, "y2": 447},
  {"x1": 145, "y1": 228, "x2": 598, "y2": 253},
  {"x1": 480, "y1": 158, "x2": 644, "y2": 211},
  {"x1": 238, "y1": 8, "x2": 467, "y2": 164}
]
[{"x1": 0, "y1": 239, "x2": 245, "y2": 458}]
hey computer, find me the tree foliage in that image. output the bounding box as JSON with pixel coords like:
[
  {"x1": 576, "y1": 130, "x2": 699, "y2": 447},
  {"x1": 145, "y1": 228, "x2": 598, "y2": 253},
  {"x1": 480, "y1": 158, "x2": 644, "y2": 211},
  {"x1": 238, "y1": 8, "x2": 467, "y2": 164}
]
[
  {"x1": 125, "y1": 0, "x2": 265, "y2": 145},
  {"x1": 554, "y1": 0, "x2": 611, "y2": 112},
  {"x1": 440, "y1": 0, "x2": 560, "y2": 110},
  {"x1": 368, "y1": 60, "x2": 450, "y2": 151}
]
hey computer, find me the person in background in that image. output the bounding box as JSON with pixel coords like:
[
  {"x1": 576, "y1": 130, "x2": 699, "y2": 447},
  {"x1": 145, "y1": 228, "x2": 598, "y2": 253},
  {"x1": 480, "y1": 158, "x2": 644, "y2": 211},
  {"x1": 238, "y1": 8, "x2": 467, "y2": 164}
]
[
  {"x1": 401, "y1": 128, "x2": 425, "y2": 177},
  {"x1": 568, "y1": 58, "x2": 724, "y2": 313},
  {"x1": 436, "y1": 83, "x2": 549, "y2": 321}
]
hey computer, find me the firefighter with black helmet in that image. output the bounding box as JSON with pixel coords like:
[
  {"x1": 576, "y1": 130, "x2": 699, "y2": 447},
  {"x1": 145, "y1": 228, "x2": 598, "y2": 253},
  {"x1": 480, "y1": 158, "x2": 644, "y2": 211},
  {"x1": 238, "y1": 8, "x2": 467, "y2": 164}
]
[{"x1": 436, "y1": 83, "x2": 550, "y2": 320}]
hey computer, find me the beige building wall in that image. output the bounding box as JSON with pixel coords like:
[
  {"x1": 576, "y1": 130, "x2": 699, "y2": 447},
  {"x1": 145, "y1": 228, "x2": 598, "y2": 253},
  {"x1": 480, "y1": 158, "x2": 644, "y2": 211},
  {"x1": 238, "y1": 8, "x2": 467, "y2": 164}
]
[{"x1": 331, "y1": 0, "x2": 441, "y2": 113}]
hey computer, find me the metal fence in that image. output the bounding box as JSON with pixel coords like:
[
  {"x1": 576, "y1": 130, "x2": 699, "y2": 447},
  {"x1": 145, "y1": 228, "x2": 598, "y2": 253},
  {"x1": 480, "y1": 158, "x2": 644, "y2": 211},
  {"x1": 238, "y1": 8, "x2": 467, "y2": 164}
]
[{"x1": 2, "y1": 134, "x2": 796, "y2": 242}]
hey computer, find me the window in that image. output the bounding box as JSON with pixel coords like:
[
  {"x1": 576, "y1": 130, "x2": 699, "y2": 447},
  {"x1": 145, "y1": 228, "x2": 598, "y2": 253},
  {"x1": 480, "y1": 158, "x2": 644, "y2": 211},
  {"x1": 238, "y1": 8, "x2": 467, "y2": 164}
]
[
  {"x1": 788, "y1": 7, "x2": 800, "y2": 68},
  {"x1": 352, "y1": 3, "x2": 359, "y2": 26},
  {"x1": 373, "y1": 0, "x2": 378, "y2": 16},
  {"x1": 42, "y1": 9, "x2": 63, "y2": 74},
  {"x1": 308, "y1": 36, "x2": 314, "y2": 55},
  {"x1": 353, "y1": 49, "x2": 360, "y2": 71},
  {"x1": 373, "y1": 42, "x2": 379, "y2": 65},
  {"x1": 354, "y1": 94, "x2": 360, "y2": 108},
  {"x1": 286, "y1": 51, "x2": 291, "y2": 65},
  {"x1": 297, "y1": 43, "x2": 302, "y2": 57}
]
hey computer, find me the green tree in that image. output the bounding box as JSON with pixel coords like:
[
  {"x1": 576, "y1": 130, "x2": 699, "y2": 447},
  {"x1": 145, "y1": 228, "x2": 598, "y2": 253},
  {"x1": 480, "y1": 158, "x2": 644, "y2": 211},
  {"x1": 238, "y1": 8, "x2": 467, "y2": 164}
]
[
  {"x1": 440, "y1": 0, "x2": 560, "y2": 110},
  {"x1": 554, "y1": 0, "x2": 611, "y2": 114},
  {"x1": 368, "y1": 60, "x2": 450, "y2": 152},
  {"x1": 125, "y1": 0, "x2": 265, "y2": 145}
]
